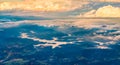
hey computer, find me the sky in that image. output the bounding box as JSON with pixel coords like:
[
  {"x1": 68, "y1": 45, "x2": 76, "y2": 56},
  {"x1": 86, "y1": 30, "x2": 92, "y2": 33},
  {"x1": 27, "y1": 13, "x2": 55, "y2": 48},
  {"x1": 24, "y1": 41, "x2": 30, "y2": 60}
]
[{"x1": 0, "y1": 0, "x2": 120, "y2": 18}]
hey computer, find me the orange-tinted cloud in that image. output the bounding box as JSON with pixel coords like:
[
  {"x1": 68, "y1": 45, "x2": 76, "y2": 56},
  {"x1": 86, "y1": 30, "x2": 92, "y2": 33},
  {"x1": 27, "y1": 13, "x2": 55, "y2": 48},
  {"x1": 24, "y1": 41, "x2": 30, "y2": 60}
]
[
  {"x1": 79, "y1": 5, "x2": 120, "y2": 17},
  {"x1": 98, "y1": 0, "x2": 120, "y2": 2},
  {"x1": 0, "y1": 0, "x2": 88, "y2": 12}
]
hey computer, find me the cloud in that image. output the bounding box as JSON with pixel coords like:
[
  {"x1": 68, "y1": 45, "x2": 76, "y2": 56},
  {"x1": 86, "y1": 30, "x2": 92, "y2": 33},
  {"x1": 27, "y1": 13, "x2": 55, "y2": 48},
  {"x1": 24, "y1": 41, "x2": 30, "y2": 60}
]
[
  {"x1": 0, "y1": 0, "x2": 88, "y2": 12},
  {"x1": 98, "y1": 0, "x2": 120, "y2": 2},
  {"x1": 20, "y1": 33, "x2": 73, "y2": 49},
  {"x1": 1, "y1": 19, "x2": 120, "y2": 49},
  {"x1": 18, "y1": 20, "x2": 120, "y2": 49},
  {"x1": 79, "y1": 5, "x2": 120, "y2": 17},
  {"x1": 0, "y1": 0, "x2": 23, "y2": 2},
  {"x1": 72, "y1": 0, "x2": 120, "y2": 2},
  {"x1": 1, "y1": 19, "x2": 120, "y2": 29}
]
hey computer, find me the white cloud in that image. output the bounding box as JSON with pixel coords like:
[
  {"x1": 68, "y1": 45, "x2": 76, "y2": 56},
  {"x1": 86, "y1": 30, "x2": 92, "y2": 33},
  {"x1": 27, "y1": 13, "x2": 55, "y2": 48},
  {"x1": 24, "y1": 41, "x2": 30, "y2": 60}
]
[
  {"x1": 79, "y1": 5, "x2": 120, "y2": 17},
  {"x1": 20, "y1": 33, "x2": 73, "y2": 49},
  {"x1": 1, "y1": 19, "x2": 120, "y2": 29},
  {"x1": 4, "y1": 19, "x2": 119, "y2": 49},
  {"x1": 96, "y1": 45, "x2": 110, "y2": 49},
  {"x1": 20, "y1": 33, "x2": 28, "y2": 38}
]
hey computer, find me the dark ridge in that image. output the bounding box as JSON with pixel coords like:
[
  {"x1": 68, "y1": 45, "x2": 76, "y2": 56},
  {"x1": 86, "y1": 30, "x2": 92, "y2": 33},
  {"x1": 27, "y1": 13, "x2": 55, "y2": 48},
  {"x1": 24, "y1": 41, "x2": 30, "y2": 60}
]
[{"x1": 0, "y1": 15, "x2": 52, "y2": 22}]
